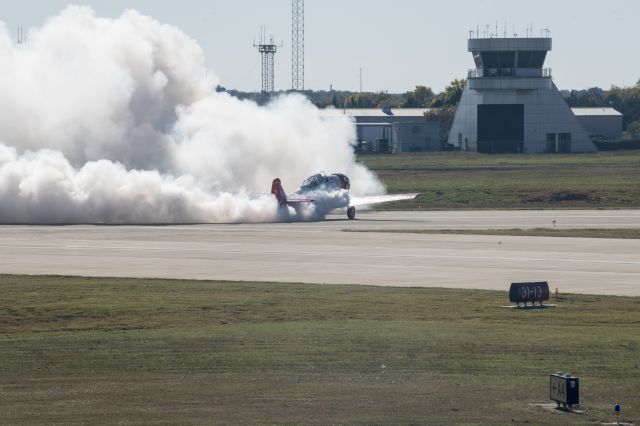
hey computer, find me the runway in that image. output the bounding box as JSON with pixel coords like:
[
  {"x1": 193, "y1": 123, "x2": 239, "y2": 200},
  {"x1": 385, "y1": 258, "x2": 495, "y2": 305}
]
[{"x1": 1, "y1": 210, "x2": 639, "y2": 296}]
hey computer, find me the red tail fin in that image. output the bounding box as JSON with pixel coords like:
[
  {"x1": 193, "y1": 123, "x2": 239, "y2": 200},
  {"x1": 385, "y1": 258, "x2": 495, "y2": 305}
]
[{"x1": 271, "y1": 178, "x2": 287, "y2": 206}]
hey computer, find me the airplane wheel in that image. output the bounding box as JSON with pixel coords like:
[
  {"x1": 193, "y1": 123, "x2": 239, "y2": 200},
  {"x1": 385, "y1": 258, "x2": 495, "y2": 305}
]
[{"x1": 347, "y1": 206, "x2": 356, "y2": 220}]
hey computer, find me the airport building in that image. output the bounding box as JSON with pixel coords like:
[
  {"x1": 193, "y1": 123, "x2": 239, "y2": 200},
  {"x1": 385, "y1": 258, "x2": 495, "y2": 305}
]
[
  {"x1": 324, "y1": 107, "x2": 440, "y2": 153},
  {"x1": 448, "y1": 36, "x2": 597, "y2": 153},
  {"x1": 572, "y1": 107, "x2": 623, "y2": 139}
]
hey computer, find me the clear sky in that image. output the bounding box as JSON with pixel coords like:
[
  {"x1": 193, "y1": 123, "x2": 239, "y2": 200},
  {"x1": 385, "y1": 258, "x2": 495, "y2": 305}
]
[{"x1": 3, "y1": 0, "x2": 639, "y2": 93}]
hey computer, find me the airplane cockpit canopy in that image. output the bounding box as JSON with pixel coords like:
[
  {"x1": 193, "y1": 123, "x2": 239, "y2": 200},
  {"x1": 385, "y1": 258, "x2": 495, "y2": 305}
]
[
  {"x1": 299, "y1": 173, "x2": 350, "y2": 192},
  {"x1": 334, "y1": 173, "x2": 350, "y2": 190}
]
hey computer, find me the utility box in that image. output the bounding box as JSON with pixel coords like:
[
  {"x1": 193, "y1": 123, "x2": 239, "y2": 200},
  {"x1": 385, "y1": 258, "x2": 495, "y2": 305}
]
[{"x1": 550, "y1": 373, "x2": 579, "y2": 407}]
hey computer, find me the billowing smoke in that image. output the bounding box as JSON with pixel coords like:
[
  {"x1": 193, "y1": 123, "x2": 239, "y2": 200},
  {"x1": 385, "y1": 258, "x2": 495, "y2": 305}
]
[{"x1": 0, "y1": 6, "x2": 383, "y2": 224}]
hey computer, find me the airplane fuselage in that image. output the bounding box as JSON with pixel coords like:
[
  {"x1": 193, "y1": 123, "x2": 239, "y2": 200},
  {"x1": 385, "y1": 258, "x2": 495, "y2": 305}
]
[{"x1": 271, "y1": 173, "x2": 418, "y2": 221}]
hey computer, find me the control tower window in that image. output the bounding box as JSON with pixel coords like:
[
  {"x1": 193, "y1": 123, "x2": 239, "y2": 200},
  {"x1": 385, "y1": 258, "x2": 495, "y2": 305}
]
[
  {"x1": 517, "y1": 51, "x2": 547, "y2": 68},
  {"x1": 476, "y1": 51, "x2": 516, "y2": 68},
  {"x1": 481, "y1": 52, "x2": 499, "y2": 68},
  {"x1": 472, "y1": 52, "x2": 482, "y2": 68},
  {"x1": 499, "y1": 51, "x2": 515, "y2": 68},
  {"x1": 480, "y1": 51, "x2": 516, "y2": 69}
]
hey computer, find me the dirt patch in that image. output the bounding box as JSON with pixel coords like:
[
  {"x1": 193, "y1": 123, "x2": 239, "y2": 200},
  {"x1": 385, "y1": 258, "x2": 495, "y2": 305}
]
[
  {"x1": 523, "y1": 192, "x2": 598, "y2": 203},
  {"x1": 550, "y1": 192, "x2": 592, "y2": 202}
]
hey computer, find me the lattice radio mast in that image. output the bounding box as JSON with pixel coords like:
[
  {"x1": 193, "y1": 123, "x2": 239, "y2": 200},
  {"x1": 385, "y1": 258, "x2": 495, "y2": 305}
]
[
  {"x1": 254, "y1": 27, "x2": 280, "y2": 94},
  {"x1": 291, "y1": 0, "x2": 304, "y2": 91}
]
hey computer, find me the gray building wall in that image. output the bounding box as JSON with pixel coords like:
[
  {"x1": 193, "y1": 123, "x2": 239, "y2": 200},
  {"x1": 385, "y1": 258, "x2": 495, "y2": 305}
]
[
  {"x1": 391, "y1": 122, "x2": 440, "y2": 153},
  {"x1": 325, "y1": 108, "x2": 441, "y2": 153},
  {"x1": 356, "y1": 123, "x2": 392, "y2": 153},
  {"x1": 573, "y1": 111, "x2": 623, "y2": 139},
  {"x1": 353, "y1": 115, "x2": 426, "y2": 124},
  {"x1": 356, "y1": 121, "x2": 440, "y2": 153},
  {"x1": 449, "y1": 82, "x2": 596, "y2": 153}
]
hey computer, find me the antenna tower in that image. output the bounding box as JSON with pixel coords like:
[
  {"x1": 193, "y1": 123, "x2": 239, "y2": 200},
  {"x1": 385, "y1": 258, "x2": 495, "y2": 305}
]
[
  {"x1": 291, "y1": 0, "x2": 304, "y2": 90},
  {"x1": 254, "y1": 27, "x2": 280, "y2": 93}
]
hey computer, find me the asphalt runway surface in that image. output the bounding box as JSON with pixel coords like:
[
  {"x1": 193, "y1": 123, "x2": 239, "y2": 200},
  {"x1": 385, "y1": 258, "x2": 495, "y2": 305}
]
[{"x1": 1, "y1": 210, "x2": 639, "y2": 296}]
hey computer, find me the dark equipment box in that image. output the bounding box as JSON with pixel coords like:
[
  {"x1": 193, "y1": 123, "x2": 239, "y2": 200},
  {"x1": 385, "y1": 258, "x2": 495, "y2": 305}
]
[{"x1": 550, "y1": 373, "x2": 580, "y2": 407}]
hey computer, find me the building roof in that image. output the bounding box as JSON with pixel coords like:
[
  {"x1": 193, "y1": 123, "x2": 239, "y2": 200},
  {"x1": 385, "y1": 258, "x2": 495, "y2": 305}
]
[
  {"x1": 322, "y1": 108, "x2": 432, "y2": 117},
  {"x1": 325, "y1": 107, "x2": 622, "y2": 118},
  {"x1": 571, "y1": 107, "x2": 622, "y2": 117},
  {"x1": 468, "y1": 37, "x2": 552, "y2": 52}
]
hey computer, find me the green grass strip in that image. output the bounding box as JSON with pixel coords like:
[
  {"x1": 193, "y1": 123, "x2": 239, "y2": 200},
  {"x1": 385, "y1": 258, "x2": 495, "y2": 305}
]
[
  {"x1": 344, "y1": 228, "x2": 640, "y2": 239},
  {"x1": 1, "y1": 275, "x2": 639, "y2": 424}
]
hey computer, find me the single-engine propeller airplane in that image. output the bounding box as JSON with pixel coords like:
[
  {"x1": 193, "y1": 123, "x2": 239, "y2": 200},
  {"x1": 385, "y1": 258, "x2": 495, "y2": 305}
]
[{"x1": 271, "y1": 173, "x2": 420, "y2": 220}]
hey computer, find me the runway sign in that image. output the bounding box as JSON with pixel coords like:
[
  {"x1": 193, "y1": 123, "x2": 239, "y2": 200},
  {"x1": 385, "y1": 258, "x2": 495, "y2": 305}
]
[{"x1": 509, "y1": 281, "x2": 550, "y2": 306}]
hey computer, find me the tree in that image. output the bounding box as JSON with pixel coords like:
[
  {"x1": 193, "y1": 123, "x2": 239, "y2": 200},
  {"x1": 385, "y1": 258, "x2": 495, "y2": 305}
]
[
  {"x1": 432, "y1": 79, "x2": 466, "y2": 107},
  {"x1": 330, "y1": 94, "x2": 342, "y2": 108},
  {"x1": 565, "y1": 87, "x2": 606, "y2": 107},
  {"x1": 608, "y1": 84, "x2": 640, "y2": 129},
  {"x1": 342, "y1": 91, "x2": 402, "y2": 108},
  {"x1": 424, "y1": 107, "x2": 456, "y2": 146},
  {"x1": 414, "y1": 85, "x2": 435, "y2": 106},
  {"x1": 628, "y1": 120, "x2": 640, "y2": 138},
  {"x1": 400, "y1": 85, "x2": 435, "y2": 107},
  {"x1": 345, "y1": 92, "x2": 376, "y2": 108}
]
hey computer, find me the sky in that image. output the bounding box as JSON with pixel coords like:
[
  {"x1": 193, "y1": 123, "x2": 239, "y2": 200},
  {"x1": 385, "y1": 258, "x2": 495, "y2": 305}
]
[{"x1": 2, "y1": 0, "x2": 639, "y2": 93}]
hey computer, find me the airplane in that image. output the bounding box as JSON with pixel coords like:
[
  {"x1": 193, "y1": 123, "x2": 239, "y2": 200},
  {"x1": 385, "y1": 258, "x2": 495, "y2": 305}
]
[{"x1": 271, "y1": 173, "x2": 420, "y2": 220}]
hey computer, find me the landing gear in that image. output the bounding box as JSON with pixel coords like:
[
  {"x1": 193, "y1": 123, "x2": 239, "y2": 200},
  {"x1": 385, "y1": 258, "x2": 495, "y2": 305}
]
[{"x1": 347, "y1": 206, "x2": 356, "y2": 220}]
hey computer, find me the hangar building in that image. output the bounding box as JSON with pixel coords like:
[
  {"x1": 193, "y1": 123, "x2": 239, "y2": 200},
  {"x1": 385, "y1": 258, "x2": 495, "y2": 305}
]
[
  {"x1": 572, "y1": 107, "x2": 623, "y2": 139},
  {"x1": 325, "y1": 107, "x2": 440, "y2": 153},
  {"x1": 448, "y1": 36, "x2": 597, "y2": 153}
]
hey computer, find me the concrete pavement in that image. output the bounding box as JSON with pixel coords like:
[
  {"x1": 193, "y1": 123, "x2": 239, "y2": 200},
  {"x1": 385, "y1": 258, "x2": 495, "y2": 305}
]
[{"x1": 0, "y1": 210, "x2": 638, "y2": 296}]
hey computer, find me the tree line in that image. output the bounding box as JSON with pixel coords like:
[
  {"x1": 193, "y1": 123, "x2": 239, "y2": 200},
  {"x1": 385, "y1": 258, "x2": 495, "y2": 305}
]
[
  {"x1": 563, "y1": 80, "x2": 640, "y2": 136},
  {"x1": 221, "y1": 79, "x2": 465, "y2": 109}
]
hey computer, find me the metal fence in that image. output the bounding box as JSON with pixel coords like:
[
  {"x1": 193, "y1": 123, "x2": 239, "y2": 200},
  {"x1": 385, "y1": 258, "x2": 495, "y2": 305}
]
[{"x1": 468, "y1": 68, "x2": 551, "y2": 78}]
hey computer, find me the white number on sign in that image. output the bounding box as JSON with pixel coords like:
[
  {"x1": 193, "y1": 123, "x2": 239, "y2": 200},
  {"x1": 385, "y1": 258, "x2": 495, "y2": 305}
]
[{"x1": 519, "y1": 285, "x2": 543, "y2": 300}]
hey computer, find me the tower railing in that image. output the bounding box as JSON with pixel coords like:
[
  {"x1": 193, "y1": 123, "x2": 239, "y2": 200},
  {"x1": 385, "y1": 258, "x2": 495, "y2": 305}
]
[{"x1": 468, "y1": 68, "x2": 552, "y2": 78}]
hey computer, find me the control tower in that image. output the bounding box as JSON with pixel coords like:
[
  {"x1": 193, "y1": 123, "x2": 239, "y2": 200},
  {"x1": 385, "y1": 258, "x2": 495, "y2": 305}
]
[{"x1": 448, "y1": 35, "x2": 595, "y2": 153}]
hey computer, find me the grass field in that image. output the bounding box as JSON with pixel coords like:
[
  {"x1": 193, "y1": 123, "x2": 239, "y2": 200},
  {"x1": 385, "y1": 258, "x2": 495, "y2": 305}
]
[
  {"x1": 1, "y1": 275, "x2": 639, "y2": 425},
  {"x1": 345, "y1": 228, "x2": 640, "y2": 239},
  {"x1": 358, "y1": 151, "x2": 640, "y2": 209}
]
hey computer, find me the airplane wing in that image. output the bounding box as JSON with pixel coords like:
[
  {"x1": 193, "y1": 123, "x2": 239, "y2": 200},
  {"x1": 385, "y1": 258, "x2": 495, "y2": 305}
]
[
  {"x1": 285, "y1": 197, "x2": 315, "y2": 205},
  {"x1": 349, "y1": 193, "x2": 420, "y2": 207}
]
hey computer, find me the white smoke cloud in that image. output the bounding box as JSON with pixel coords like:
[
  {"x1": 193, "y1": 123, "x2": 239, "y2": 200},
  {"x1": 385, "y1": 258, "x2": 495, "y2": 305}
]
[{"x1": 0, "y1": 6, "x2": 383, "y2": 224}]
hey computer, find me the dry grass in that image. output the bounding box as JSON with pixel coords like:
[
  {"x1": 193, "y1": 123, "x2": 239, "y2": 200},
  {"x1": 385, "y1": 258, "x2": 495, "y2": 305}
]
[
  {"x1": 358, "y1": 151, "x2": 640, "y2": 209},
  {"x1": 1, "y1": 274, "x2": 639, "y2": 424}
]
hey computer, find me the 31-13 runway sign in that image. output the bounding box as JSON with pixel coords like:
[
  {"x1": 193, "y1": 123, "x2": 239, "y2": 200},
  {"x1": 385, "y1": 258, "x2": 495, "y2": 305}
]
[{"x1": 509, "y1": 281, "x2": 549, "y2": 303}]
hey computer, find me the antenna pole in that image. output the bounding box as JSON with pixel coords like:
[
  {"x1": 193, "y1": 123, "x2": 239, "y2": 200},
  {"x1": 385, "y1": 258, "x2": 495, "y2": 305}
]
[
  {"x1": 254, "y1": 27, "x2": 280, "y2": 94},
  {"x1": 291, "y1": 0, "x2": 304, "y2": 91}
]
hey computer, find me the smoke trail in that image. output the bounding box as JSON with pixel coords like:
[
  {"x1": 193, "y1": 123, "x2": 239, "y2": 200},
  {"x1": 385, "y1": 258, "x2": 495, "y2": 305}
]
[{"x1": 0, "y1": 6, "x2": 383, "y2": 224}]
